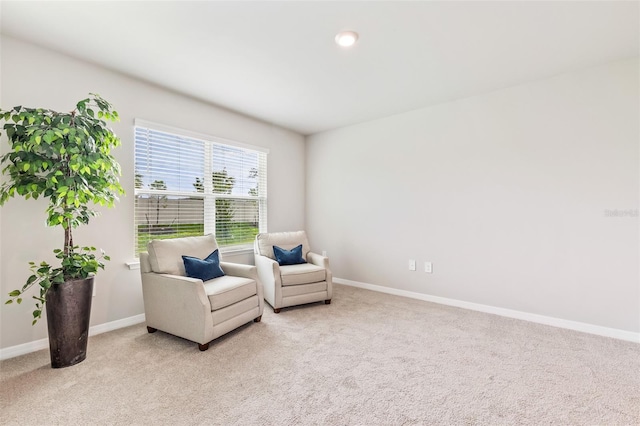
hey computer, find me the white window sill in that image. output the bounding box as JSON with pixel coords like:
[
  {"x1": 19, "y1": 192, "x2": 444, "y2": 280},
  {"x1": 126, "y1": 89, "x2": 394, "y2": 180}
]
[
  {"x1": 126, "y1": 261, "x2": 140, "y2": 270},
  {"x1": 221, "y1": 247, "x2": 255, "y2": 257},
  {"x1": 126, "y1": 247, "x2": 254, "y2": 270}
]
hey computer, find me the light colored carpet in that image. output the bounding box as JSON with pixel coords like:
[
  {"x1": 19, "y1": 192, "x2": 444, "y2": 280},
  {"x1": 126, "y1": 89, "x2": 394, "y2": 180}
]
[{"x1": 1, "y1": 284, "x2": 638, "y2": 425}]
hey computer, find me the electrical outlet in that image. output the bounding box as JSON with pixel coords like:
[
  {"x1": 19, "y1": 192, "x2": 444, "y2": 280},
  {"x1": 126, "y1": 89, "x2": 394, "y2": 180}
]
[
  {"x1": 425, "y1": 262, "x2": 433, "y2": 273},
  {"x1": 409, "y1": 259, "x2": 416, "y2": 271},
  {"x1": 322, "y1": 250, "x2": 327, "y2": 257}
]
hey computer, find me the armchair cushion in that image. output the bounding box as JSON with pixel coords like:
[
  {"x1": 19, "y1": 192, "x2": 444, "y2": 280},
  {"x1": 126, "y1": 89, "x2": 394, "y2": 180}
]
[
  {"x1": 203, "y1": 275, "x2": 258, "y2": 310},
  {"x1": 273, "y1": 244, "x2": 307, "y2": 266},
  {"x1": 182, "y1": 250, "x2": 225, "y2": 281},
  {"x1": 280, "y1": 263, "x2": 326, "y2": 286}
]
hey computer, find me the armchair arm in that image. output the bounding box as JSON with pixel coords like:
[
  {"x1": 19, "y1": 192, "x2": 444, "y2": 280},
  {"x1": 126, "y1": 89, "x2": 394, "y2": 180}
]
[
  {"x1": 220, "y1": 262, "x2": 265, "y2": 315},
  {"x1": 307, "y1": 252, "x2": 330, "y2": 269},
  {"x1": 254, "y1": 254, "x2": 282, "y2": 309},
  {"x1": 220, "y1": 262, "x2": 258, "y2": 280},
  {"x1": 307, "y1": 252, "x2": 333, "y2": 301},
  {"x1": 141, "y1": 272, "x2": 213, "y2": 344}
]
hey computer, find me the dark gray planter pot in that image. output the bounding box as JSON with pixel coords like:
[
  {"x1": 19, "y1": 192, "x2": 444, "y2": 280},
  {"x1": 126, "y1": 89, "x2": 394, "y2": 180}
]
[{"x1": 45, "y1": 276, "x2": 94, "y2": 368}]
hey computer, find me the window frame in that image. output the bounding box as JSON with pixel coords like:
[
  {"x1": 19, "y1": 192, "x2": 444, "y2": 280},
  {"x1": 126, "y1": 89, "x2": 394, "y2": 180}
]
[{"x1": 133, "y1": 119, "x2": 268, "y2": 256}]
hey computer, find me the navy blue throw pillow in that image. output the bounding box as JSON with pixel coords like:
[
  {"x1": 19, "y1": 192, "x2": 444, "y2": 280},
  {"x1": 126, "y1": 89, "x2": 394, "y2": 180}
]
[
  {"x1": 182, "y1": 250, "x2": 225, "y2": 281},
  {"x1": 273, "y1": 244, "x2": 307, "y2": 266}
]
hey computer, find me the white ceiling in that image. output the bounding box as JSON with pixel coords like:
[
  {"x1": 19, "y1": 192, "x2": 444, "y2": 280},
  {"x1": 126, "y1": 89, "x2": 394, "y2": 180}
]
[{"x1": 1, "y1": 1, "x2": 638, "y2": 135}]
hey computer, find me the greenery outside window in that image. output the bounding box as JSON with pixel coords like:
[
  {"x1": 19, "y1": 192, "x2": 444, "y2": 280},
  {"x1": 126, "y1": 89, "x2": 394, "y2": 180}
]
[{"x1": 134, "y1": 120, "x2": 268, "y2": 255}]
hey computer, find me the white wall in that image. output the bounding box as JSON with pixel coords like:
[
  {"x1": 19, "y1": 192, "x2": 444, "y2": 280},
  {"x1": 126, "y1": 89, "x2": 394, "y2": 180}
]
[
  {"x1": 0, "y1": 36, "x2": 306, "y2": 349},
  {"x1": 306, "y1": 59, "x2": 639, "y2": 333}
]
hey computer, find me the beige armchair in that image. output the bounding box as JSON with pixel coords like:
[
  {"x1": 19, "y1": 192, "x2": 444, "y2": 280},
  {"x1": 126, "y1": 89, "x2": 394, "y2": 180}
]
[
  {"x1": 254, "y1": 231, "x2": 332, "y2": 313},
  {"x1": 140, "y1": 234, "x2": 264, "y2": 351}
]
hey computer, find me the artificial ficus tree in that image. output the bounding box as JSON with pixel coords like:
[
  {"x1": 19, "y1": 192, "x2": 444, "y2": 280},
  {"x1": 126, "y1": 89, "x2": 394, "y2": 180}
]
[{"x1": 0, "y1": 94, "x2": 125, "y2": 324}]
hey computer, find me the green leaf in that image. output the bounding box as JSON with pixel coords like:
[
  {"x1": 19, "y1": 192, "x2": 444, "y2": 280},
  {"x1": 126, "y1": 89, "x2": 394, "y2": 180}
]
[
  {"x1": 8, "y1": 290, "x2": 21, "y2": 297},
  {"x1": 43, "y1": 130, "x2": 55, "y2": 143}
]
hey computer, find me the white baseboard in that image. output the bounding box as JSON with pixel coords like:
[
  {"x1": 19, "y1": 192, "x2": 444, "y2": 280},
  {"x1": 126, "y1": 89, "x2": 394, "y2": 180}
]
[
  {"x1": 3, "y1": 281, "x2": 638, "y2": 360},
  {"x1": 0, "y1": 313, "x2": 146, "y2": 361},
  {"x1": 334, "y1": 278, "x2": 640, "y2": 344}
]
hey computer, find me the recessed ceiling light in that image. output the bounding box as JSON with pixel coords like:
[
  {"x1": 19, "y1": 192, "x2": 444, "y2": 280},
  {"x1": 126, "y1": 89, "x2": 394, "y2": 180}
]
[{"x1": 335, "y1": 31, "x2": 359, "y2": 48}]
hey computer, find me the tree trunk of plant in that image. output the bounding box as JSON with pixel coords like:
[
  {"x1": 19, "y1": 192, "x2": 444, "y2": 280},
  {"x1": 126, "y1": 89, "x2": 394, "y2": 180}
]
[
  {"x1": 45, "y1": 276, "x2": 94, "y2": 368},
  {"x1": 64, "y1": 220, "x2": 73, "y2": 255}
]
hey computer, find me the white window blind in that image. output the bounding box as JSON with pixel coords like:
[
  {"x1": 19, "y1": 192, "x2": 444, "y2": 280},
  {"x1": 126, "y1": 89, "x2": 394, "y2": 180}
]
[{"x1": 134, "y1": 121, "x2": 267, "y2": 255}]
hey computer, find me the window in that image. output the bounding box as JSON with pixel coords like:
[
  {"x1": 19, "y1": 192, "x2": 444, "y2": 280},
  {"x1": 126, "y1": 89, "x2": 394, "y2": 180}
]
[{"x1": 134, "y1": 120, "x2": 267, "y2": 255}]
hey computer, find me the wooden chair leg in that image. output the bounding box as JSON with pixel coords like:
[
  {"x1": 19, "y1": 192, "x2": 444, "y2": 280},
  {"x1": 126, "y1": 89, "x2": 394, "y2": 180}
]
[
  {"x1": 254, "y1": 315, "x2": 262, "y2": 322},
  {"x1": 147, "y1": 326, "x2": 157, "y2": 333},
  {"x1": 325, "y1": 299, "x2": 331, "y2": 305},
  {"x1": 273, "y1": 308, "x2": 281, "y2": 314},
  {"x1": 198, "y1": 342, "x2": 210, "y2": 351}
]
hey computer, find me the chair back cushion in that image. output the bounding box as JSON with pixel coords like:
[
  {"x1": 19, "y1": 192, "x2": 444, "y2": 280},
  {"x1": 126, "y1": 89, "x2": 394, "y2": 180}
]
[
  {"x1": 148, "y1": 234, "x2": 220, "y2": 276},
  {"x1": 255, "y1": 231, "x2": 310, "y2": 261}
]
